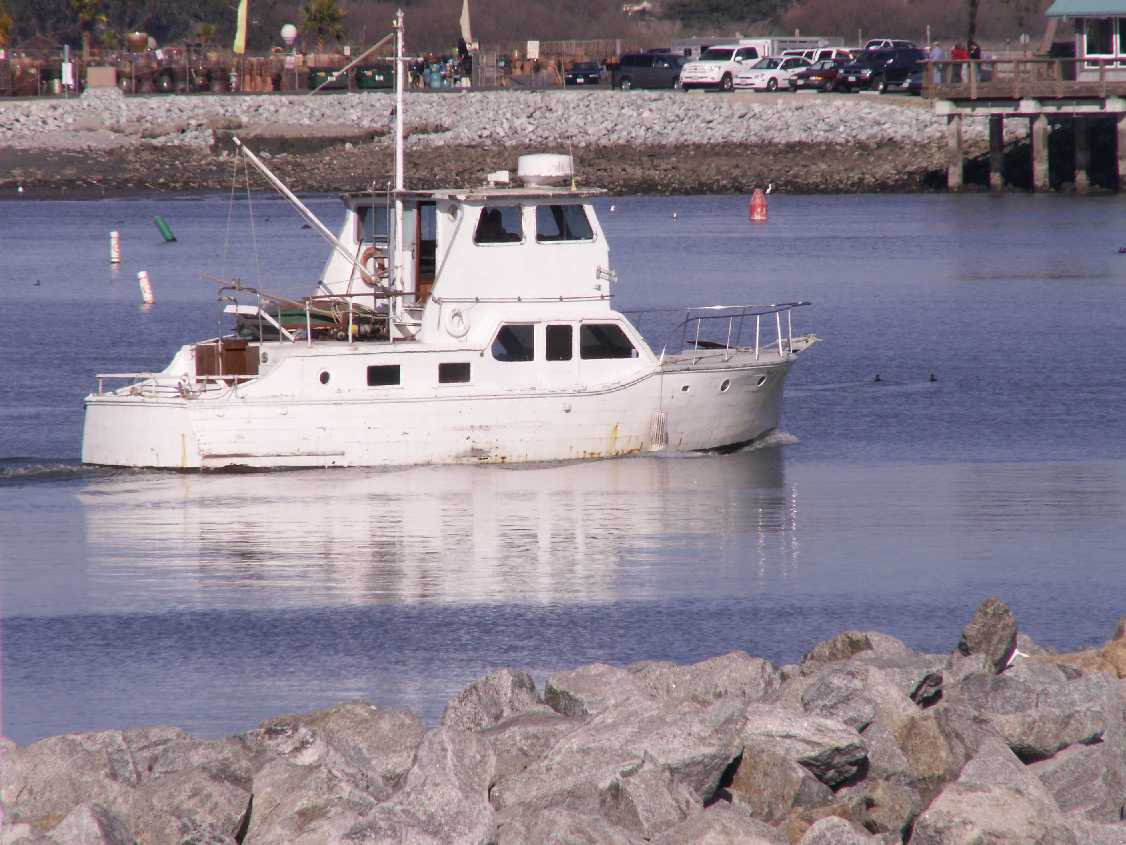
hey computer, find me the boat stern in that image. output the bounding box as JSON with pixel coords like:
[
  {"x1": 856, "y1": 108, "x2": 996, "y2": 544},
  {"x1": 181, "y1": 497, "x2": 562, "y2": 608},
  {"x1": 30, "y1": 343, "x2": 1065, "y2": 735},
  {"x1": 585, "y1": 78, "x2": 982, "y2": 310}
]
[{"x1": 82, "y1": 392, "x2": 201, "y2": 469}]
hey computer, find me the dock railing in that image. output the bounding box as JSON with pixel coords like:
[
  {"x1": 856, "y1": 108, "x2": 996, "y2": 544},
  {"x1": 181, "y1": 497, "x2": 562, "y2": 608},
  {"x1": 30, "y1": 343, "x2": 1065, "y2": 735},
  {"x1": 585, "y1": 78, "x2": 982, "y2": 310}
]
[
  {"x1": 624, "y1": 302, "x2": 811, "y2": 364},
  {"x1": 925, "y1": 57, "x2": 1126, "y2": 100}
]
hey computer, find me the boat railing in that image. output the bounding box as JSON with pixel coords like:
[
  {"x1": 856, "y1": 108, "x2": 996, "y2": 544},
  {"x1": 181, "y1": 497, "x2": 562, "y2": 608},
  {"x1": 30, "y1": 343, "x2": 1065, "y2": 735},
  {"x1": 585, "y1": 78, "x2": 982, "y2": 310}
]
[
  {"x1": 93, "y1": 373, "x2": 255, "y2": 398},
  {"x1": 624, "y1": 302, "x2": 811, "y2": 364}
]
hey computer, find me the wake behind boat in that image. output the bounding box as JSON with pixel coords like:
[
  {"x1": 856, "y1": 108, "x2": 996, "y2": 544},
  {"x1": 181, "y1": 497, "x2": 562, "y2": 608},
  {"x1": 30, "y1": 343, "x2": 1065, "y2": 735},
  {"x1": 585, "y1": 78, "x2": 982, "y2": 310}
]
[{"x1": 81, "y1": 12, "x2": 817, "y2": 470}]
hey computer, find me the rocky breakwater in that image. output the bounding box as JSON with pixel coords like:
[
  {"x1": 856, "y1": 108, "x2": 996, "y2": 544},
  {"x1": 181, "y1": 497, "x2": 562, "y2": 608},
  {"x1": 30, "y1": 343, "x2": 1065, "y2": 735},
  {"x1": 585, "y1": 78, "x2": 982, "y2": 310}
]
[
  {"x1": 0, "y1": 88, "x2": 1019, "y2": 195},
  {"x1": 4, "y1": 597, "x2": 1125, "y2": 844}
]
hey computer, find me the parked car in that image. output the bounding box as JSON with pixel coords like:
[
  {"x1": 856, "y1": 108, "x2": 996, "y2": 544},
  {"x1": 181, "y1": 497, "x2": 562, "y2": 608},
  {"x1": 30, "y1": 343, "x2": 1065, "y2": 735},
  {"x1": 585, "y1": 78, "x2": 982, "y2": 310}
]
[
  {"x1": 863, "y1": 38, "x2": 917, "y2": 51},
  {"x1": 565, "y1": 61, "x2": 603, "y2": 86},
  {"x1": 612, "y1": 53, "x2": 686, "y2": 90},
  {"x1": 679, "y1": 44, "x2": 762, "y2": 91},
  {"x1": 837, "y1": 47, "x2": 925, "y2": 92},
  {"x1": 788, "y1": 58, "x2": 849, "y2": 92},
  {"x1": 734, "y1": 56, "x2": 811, "y2": 91},
  {"x1": 905, "y1": 68, "x2": 924, "y2": 96}
]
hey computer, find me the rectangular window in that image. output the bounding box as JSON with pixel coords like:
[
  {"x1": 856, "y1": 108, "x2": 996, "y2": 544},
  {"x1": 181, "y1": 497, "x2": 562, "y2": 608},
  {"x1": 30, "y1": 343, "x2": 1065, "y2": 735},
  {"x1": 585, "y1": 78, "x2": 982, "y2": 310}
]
[
  {"x1": 491, "y1": 325, "x2": 535, "y2": 362},
  {"x1": 439, "y1": 362, "x2": 471, "y2": 383},
  {"x1": 355, "y1": 203, "x2": 390, "y2": 243},
  {"x1": 367, "y1": 365, "x2": 400, "y2": 386},
  {"x1": 1087, "y1": 18, "x2": 1114, "y2": 56},
  {"x1": 580, "y1": 324, "x2": 637, "y2": 360},
  {"x1": 474, "y1": 206, "x2": 523, "y2": 244},
  {"x1": 546, "y1": 325, "x2": 573, "y2": 361},
  {"x1": 536, "y1": 205, "x2": 594, "y2": 242}
]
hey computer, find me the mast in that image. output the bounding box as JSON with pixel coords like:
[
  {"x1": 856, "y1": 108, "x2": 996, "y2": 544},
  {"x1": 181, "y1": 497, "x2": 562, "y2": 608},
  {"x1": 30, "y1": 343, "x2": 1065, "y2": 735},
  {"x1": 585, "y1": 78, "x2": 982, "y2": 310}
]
[{"x1": 393, "y1": 8, "x2": 406, "y2": 325}]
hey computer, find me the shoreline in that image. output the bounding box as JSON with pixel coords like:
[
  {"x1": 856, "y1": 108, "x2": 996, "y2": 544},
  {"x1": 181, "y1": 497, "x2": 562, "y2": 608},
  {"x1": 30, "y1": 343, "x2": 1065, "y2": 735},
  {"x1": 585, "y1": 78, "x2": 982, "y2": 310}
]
[
  {"x1": 0, "y1": 140, "x2": 960, "y2": 199},
  {"x1": 3, "y1": 599, "x2": 1126, "y2": 844}
]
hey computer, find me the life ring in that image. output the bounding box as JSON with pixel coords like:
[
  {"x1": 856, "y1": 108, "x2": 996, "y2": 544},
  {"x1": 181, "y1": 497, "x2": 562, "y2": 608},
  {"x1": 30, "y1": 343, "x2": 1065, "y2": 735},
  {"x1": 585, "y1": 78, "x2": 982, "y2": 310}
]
[
  {"x1": 446, "y1": 308, "x2": 470, "y2": 338},
  {"x1": 359, "y1": 246, "x2": 389, "y2": 285}
]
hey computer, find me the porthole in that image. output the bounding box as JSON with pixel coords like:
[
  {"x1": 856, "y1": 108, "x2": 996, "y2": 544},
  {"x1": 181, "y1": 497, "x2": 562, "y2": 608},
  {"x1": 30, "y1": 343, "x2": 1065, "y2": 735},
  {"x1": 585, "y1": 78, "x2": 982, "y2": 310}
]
[
  {"x1": 755, "y1": 375, "x2": 768, "y2": 387},
  {"x1": 719, "y1": 378, "x2": 731, "y2": 393},
  {"x1": 680, "y1": 384, "x2": 691, "y2": 393},
  {"x1": 260, "y1": 351, "x2": 269, "y2": 364},
  {"x1": 319, "y1": 371, "x2": 331, "y2": 385}
]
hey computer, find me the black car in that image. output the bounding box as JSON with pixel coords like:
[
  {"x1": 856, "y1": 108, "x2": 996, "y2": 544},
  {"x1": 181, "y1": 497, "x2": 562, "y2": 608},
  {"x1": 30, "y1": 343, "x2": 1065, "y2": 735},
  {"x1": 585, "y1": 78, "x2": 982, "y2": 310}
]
[
  {"x1": 837, "y1": 47, "x2": 926, "y2": 93},
  {"x1": 611, "y1": 53, "x2": 686, "y2": 90},
  {"x1": 565, "y1": 61, "x2": 603, "y2": 86}
]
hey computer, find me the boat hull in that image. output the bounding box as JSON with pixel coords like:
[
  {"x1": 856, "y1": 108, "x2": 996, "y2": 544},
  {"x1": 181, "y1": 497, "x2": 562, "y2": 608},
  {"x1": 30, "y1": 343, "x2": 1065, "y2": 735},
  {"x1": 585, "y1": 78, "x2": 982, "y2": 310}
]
[{"x1": 82, "y1": 357, "x2": 794, "y2": 470}]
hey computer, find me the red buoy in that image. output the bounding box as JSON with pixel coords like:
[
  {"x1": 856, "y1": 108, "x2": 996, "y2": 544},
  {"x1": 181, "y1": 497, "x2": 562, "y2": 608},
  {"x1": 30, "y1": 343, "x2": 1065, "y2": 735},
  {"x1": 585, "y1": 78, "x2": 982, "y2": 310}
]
[{"x1": 749, "y1": 188, "x2": 768, "y2": 222}]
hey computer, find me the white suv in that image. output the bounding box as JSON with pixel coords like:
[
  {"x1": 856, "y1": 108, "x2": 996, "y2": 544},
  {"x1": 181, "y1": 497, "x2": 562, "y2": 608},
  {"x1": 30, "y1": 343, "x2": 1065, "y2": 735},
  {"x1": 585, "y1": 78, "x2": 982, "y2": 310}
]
[{"x1": 679, "y1": 44, "x2": 762, "y2": 92}]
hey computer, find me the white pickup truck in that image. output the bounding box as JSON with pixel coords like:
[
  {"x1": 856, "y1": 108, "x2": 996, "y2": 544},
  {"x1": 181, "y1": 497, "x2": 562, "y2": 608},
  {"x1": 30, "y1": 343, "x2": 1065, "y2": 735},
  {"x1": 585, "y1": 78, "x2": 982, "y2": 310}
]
[{"x1": 679, "y1": 43, "x2": 765, "y2": 92}]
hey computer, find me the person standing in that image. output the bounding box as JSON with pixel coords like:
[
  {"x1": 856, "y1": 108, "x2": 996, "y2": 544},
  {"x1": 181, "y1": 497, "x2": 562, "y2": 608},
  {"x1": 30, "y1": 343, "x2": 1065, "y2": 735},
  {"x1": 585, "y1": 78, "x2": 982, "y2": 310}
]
[
  {"x1": 968, "y1": 39, "x2": 982, "y2": 80},
  {"x1": 929, "y1": 41, "x2": 946, "y2": 84},
  {"x1": 950, "y1": 42, "x2": 969, "y2": 82}
]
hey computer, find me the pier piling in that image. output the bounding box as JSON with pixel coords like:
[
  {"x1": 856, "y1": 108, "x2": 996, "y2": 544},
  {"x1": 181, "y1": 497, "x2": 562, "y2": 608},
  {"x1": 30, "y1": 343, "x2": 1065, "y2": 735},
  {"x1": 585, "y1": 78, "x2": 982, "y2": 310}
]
[
  {"x1": 1031, "y1": 115, "x2": 1051, "y2": 192},
  {"x1": 946, "y1": 114, "x2": 963, "y2": 192},
  {"x1": 1074, "y1": 117, "x2": 1090, "y2": 194},
  {"x1": 989, "y1": 116, "x2": 1005, "y2": 192}
]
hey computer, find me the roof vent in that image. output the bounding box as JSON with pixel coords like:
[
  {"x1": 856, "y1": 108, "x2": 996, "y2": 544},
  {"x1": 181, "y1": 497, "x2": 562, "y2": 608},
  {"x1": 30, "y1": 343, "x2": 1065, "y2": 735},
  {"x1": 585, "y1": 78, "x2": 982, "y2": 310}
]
[{"x1": 516, "y1": 154, "x2": 573, "y2": 187}]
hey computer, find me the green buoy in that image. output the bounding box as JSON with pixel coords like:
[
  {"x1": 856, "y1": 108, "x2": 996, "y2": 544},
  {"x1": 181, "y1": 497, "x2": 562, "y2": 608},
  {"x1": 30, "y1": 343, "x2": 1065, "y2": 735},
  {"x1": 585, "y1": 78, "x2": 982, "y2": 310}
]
[{"x1": 154, "y1": 215, "x2": 176, "y2": 243}]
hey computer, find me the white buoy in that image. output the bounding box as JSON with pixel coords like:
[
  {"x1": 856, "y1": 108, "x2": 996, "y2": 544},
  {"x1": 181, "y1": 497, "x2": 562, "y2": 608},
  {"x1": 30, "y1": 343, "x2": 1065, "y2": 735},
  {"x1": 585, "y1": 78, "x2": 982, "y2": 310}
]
[
  {"x1": 137, "y1": 270, "x2": 155, "y2": 305},
  {"x1": 17, "y1": 185, "x2": 23, "y2": 194},
  {"x1": 609, "y1": 203, "x2": 616, "y2": 212},
  {"x1": 109, "y1": 231, "x2": 121, "y2": 264},
  {"x1": 672, "y1": 211, "x2": 678, "y2": 220}
]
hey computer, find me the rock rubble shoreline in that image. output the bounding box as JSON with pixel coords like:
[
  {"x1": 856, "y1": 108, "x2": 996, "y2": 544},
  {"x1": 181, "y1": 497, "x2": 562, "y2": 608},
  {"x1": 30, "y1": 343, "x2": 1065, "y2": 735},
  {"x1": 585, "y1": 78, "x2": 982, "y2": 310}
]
[
  {"x1": 0, "y1": 88, "x2": 1015, "y2": 196},
  {"x1": 3, "y1": 597, "x2": 1126, "y2": 844}
]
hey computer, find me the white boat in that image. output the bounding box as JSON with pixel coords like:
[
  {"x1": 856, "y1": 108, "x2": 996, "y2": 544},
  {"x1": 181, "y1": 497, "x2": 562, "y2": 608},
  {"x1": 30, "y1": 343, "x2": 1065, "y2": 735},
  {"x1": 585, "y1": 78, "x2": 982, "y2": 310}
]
[{"x1": 81, "y1": 12, "x2": 818, "y2": 471}]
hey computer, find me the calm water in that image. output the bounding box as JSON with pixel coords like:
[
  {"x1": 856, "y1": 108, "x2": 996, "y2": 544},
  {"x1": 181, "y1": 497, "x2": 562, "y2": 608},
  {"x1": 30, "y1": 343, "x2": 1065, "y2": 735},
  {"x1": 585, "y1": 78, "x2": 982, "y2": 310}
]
[{"x1": 2, "y1": 191, "x2": 1126, "y2": 745}]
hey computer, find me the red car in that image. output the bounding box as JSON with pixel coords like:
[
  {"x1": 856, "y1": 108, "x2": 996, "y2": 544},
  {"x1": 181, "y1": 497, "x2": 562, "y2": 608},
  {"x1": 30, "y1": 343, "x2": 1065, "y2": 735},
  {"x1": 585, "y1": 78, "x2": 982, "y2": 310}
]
[{"x1": 788, "y1": 58, "x2": 849, "y2": 92}]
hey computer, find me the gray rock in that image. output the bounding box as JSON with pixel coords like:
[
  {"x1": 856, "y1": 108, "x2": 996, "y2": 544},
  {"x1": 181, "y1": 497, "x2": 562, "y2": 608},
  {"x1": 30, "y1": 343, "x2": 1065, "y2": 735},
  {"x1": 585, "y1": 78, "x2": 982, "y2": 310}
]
[
  {"x1": 836, "y1": 778, "x2": 921, "y2": 839},
  {"x1": 1068, "y1": 821, "x2": 1126, "y2": 844},
  {"x1": 911, "y1": 738, "x2": 1077, "y2": 845},
  {"x1": 129, "y1": 766, "x2": 251, "y2": 845},
  {"x1": 951, "y1": 666, "x2": 1114, "y2": 762},
  {"x1": 130, "y1": 734, "x2": 253, "y2": 789},
  {"x1": 894, "y1": 701, "x2": 1002, "y2": 803},
  {"x1": 800, "y1": 631, "x2": 913, "y2": 672},
  {"x1": 239, "y1": 700, "x2": 423, "y2": 800},
  {"x1": 741, "y1": 704, "x2": 868, "y2": 788},
  {"x1": 42, "y1": 804, "x2": 132, "y2": 845},
  {"x1": 0, "y1": 731, "x2": 140, "y2": 830},
  {"x1": 478, "y1": 710, "x2": 579, "y2": 781},
  {"x1": 650, "y1": 801, "x2": 787, "y2": 844},
  {"x1": 799, "y1": 815, "x2": 880, "y2": 844},
  {"x1": 957, "y1": 596, "x2": 1018, "y2": 673},
  {"x1": 599, "y1": 759, "x2": 694, "y2": 837},
  {"x1": 543, "y1": 662, "x2": 648, "y2": 718},
  {"x1": 243, "y1": 758, "x2": 381, "y2": 844},
  {"x1": 774, "y1": 662, "x2": 919, "y2": 734},
  {"x1": 1030, "y1": 742, "x2": 1126, "y2": 822},
  {"x1": 491, "y1": 697, "x2": 743, "y2": 826},
  {"x1": 630, "y1": 651, "x2": 783, "y2": 706},
  {"x1": 727, "y1": 746, "x2": 833, "y2": 823},
  {"x1": 495, "y1": 807, "x2": 644, "y2": 844},
  {"x1": 348, "y1": 726, "x2": 496, "y2": 845},
  {"x1": 442, "y1": 668, "x2": 550, "y2": 731}
]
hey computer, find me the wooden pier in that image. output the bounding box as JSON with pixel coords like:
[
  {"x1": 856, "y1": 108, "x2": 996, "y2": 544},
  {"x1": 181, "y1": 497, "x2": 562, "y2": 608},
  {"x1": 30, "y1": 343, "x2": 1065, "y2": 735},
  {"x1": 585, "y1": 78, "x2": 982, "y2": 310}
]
[{"x1": 928, "y1": 58, "x2": 1126, "y2": 192}]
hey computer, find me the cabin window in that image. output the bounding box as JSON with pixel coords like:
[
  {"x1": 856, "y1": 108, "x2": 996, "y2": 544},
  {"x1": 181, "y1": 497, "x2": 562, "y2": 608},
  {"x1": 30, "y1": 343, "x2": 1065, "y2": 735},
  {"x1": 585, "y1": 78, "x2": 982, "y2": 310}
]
[
  {"x1": 580, "y1": 324, "x2": 636, "y2": 360},
  {"x1": 546, "y1": 325, "x2": 573, "y2": 361},
  {"x1": 355, "y1": 203, "x2": 390, "y2": 243},
  {"x1": 474, "y1": 206, "x2": 523, "y2": 244},
  {"x1": 439, "y1": 362, "x2": 471, "y2": 383},
  {"x1": 536, "y1": 205, "x2": 594, "y2": 242},
  {"x1": 492, "y1": 325, "x2": 534, "y2": 362},
  {"x1": 1086, "y1": 18, "x2": 1114, "y2": 56},
  {"x1": 367, "y1": 365, "x2": 401, "y2": 386}
]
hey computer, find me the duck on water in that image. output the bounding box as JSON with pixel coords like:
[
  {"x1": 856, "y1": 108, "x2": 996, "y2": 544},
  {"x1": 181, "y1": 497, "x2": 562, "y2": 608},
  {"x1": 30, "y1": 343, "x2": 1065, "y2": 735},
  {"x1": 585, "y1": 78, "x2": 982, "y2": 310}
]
[{"x1": 80, "y1": 12, "x2": 818, "y2": 471}]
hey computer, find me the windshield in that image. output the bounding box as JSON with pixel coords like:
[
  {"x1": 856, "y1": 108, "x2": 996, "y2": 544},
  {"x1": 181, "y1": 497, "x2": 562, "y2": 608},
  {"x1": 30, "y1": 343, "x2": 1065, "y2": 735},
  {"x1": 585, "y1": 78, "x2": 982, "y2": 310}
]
[
  {"x1": 752, "y1": 57, "x2": 780, "y2": 69},
  {"x1": 700, "y1": 48, "x2": 735, "y2": 61},
  {"x1": 571, "y1": 62, "x2": 599, "y2": 72}
]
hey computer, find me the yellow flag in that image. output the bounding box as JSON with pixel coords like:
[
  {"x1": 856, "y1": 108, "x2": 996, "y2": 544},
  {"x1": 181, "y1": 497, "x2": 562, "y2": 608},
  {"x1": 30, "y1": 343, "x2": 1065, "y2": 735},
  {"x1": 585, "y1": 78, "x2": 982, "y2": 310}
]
[{"x1": 233, "y1": 0, "x2": 248, "y2": 55}]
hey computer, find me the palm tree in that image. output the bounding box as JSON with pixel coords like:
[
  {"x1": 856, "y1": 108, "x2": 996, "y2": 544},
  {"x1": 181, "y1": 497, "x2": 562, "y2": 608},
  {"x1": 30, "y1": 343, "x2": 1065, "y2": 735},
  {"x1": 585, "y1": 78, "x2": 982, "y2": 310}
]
[
  {"x1": 71, "y1": 0, "x2": 106, "y2": 59},
  {"x1": 302, "y1": 0, "x2": 346, "y2": 50}
]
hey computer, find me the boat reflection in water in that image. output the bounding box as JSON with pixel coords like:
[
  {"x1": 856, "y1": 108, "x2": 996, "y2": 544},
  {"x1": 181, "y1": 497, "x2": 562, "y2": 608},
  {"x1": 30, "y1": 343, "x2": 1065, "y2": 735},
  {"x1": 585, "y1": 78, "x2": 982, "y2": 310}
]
[{"x1": 78, "y1": 444, "x2": 802, "y2": 614}]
